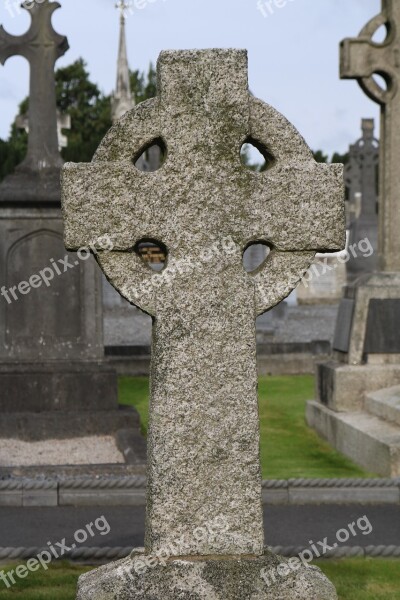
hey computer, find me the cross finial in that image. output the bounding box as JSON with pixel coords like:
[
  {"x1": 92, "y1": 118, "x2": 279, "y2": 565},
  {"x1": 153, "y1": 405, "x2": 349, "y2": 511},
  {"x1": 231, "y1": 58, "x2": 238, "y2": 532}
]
[
  {"x1": 115, "y1": 0, "x2": 132, "y2": 20},
  {"x1": 340, "y1": 0, "x2": 400, "y2": 270},
  {"x1": 112, "y1": 0, "x2": 134, "y2": 122},
  {"x1": 0, "y1": 0, "x2": 68, "y2": 177}
]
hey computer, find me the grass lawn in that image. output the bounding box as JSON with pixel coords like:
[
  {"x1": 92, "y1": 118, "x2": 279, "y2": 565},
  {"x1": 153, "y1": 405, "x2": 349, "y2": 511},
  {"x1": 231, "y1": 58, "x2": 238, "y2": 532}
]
[
  {"x1": 0, "y1": 562, "x2": 91, "y2": 599},
  {"x1": 118, "y1": 374, "x2": 374, "y2": 479},
  {"x1": 317, "y1": 558, "x2": 400, "y2": 599},
  {"x1": 1, "y1": 559, "x2": 398, "y2": 599}
]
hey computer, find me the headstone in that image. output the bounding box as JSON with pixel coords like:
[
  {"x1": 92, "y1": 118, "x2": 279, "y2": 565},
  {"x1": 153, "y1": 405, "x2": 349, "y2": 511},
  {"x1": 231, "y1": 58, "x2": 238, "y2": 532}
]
[
  {"x1": 344, "y1": 118, "x2": 379, "y2": 281},
  {"x1": 63, "y1": 49, "x2": 342, "y2": 599},
  {"x1": 296, "y1": 250, "x2": 347, "y2": 305},
  {"x1": 15, "y1": 110, "x2": 72, "y2": 151},
  {"x1": 307, "y1": 0, "x2": 400, "y2": 476},
  {"x1": 0, "y1": 1, "x2": 144, "y2": 453}
]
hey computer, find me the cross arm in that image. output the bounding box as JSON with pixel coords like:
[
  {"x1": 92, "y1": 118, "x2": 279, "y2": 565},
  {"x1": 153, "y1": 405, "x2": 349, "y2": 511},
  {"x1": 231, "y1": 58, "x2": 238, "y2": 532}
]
[
  {"x1": 0, "y1": 27, "x2": 30, "y2": 64},
  {"x1": 340, "y1": 7, "x2": 396, "y2": 105},
  {"x1": 250, "y1": 162, "x2": 345, "y2": 253},
  {"x1": 61, "y1": 162, "x2": 164, "y2": 251},
  {"x1": 247, "y1": 97, "x2": 345, "y2": 253},
  {"x1": 248, "y1": 161, "x2": 344, "y2": 316},
  {"x1": 340, "y1": 38, "x2": 388, "y2": 80},
  {"x1": 246, "y1": 97, "x2": 345, "y2": 315},
  {"x1": 62, "y1": 161, "x2": 161, "y2": 316}
]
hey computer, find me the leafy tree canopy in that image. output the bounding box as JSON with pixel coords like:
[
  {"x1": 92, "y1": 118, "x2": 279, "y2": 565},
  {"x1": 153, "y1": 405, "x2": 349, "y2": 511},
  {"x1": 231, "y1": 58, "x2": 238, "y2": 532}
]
[
  {"x1": 313, "y1": 149, "x2": 349, "y2": 165},
  {"x1": 0, "y1": 59, "x2": 157, "y2": 181}
]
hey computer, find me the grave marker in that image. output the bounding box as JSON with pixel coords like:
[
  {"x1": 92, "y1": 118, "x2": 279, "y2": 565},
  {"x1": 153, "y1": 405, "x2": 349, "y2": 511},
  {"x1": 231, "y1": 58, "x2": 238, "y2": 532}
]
[{"x1": 63, "y1": 49, "x2": 342, "y2": 599}]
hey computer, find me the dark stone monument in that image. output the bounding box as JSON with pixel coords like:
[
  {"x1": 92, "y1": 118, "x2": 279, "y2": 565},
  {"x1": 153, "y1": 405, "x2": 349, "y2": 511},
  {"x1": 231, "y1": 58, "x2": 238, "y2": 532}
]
[
  {"x1": 0, "y1": 0, "x2": 144, "y2": 452},
  {"x1": 345, "y1": 118, "x2": 379, "y2": 281}
]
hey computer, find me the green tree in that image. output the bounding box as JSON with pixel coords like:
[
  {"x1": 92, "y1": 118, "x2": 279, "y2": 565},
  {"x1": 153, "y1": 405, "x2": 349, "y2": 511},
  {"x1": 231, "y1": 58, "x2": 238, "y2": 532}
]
[
  {"x1": 0, "y1": 59, "x2": 157, "y2": 181},
  {"x1": 55, "y1": 58, "x2": 112, "y2": 163},
  {"x1": 0, "y1": 124, "x2": 28, "y2": 181},
  {"x1": 130, "y1": 63, "x2": 157, "y2": 104},
  {"x1": 313, "y1": 150, "x2": 349, "y2": 165},
  {"x1": 331, "y1": 151, "x2": 349, "y2": 165},
  {"x1": 312, "y1": 150, "x2": 329, "y2": 163}
]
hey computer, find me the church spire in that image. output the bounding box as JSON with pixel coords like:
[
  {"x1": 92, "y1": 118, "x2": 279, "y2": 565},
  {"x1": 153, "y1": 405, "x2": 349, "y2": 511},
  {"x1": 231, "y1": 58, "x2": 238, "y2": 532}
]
[{"x1": 111, "y1": 1, "x2": 134, "y2": 122}]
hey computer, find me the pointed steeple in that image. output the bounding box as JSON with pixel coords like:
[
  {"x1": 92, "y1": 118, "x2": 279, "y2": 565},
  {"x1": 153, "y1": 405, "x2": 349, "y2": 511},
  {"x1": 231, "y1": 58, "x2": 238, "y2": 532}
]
[{"x1": 111, "y1": 1, "x2": 134, "y2": 122}]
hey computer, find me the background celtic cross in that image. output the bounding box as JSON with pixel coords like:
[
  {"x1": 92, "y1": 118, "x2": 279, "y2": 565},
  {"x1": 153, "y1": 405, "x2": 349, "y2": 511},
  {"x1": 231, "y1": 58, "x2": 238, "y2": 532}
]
[
  {"x1": 0, "y1": 0, "x2": 68, "y2": 172},
  {"x1": 341, "y1": 0, "x2": 400, "y2": 270}
]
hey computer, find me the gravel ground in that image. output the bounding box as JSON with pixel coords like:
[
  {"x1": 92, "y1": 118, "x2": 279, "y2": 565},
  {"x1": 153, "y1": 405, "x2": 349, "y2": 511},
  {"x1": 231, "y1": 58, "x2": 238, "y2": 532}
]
[{"x1": 0, "y1": 436, "x2": 124, "y2": 466}]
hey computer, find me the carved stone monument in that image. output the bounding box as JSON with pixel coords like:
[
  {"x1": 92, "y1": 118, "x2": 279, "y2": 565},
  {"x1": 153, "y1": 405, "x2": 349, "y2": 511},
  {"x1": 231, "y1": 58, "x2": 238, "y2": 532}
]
[
  {"x1": 0, "y1": 0, "x2": 142, "y2": 448},
  {"x1": 15, "y1": 110, "x2": 72, "y2": 151},
  {"x1": 307, "y1": 0, "x2": 400, "y2": 476},
  {"x1": 63, "y1": 49, "x2": 343, "y2": 599},
  {"x1": 0, "y1": 0, "x2": 66, "y2": 199},
  {"x1": 296, "y1": 250, "x2": 347, "y2": 305},
  {"x1": 345, "y1": 118, "x2": 379, "y2": 281}
]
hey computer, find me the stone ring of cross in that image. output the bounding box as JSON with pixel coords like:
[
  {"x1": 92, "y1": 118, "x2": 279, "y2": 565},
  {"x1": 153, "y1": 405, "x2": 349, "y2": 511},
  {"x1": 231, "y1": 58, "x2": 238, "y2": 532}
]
[{"x1": 62, "y1": 49, "x2": 344, "y2": 320}]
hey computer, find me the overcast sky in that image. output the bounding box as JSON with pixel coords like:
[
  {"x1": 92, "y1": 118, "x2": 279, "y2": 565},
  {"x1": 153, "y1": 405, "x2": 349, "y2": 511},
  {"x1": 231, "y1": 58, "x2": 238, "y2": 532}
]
[{"x1": 0, "y1": 0, "x2": 382, "y2": 155}]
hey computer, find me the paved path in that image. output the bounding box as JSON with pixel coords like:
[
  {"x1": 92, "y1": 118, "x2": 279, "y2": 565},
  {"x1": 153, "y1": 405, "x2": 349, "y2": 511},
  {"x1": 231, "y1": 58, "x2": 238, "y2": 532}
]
[{"x1": 0, "y1": 505, "x2": 398, "y2": 549}]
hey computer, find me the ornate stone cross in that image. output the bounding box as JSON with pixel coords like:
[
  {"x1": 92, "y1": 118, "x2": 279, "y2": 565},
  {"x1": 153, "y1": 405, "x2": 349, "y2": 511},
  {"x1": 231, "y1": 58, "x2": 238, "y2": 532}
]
[
  {"x1": 0, "y1": 0, "x2": 68, "y2": 171},
  {"x1": 344, "y1": 119, "x2": 379, "y2": 280},
  {"x1": 63, "y1": 50, "x2": 342, "y2": 598},
  {"x1": 341, "y1": 0, "x2": 400, "y2": 271},
  {"x1": 345, "y1": 119, "x2": 379, "y2": 220}
]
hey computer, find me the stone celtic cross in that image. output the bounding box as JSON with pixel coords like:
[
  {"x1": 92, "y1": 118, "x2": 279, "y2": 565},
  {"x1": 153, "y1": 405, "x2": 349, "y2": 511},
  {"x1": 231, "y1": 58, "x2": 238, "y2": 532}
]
[
  {"x1": 62, "y1": 50, "x2": 343, "y2": 597},
  {"x1": 341, "y1": 0, "x2": 400, "y2": 271},
  {"x1": 0, "y1": 0, "x2": 68, "y2": 171},
  {"x1": 344, "y1": 119, "x2": 379, "y2": 220}
]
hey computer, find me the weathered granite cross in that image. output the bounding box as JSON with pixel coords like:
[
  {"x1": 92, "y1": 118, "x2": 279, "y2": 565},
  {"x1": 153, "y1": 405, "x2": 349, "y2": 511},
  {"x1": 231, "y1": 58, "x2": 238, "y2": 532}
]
[
  {"x1": 0, "y1": 0, "x2": 68, "y2": 171},
  {"x1": 341, "y1": 0, "x2": 400, "y2": 271},
  {"x1": 62, "y1": 50, "x2": 342, "y2": 598}
]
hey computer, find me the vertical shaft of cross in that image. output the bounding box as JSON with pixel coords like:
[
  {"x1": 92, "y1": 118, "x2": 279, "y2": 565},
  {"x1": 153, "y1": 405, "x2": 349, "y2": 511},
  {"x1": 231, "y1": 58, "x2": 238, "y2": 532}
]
[
  {"x1": 359, "y1": 120, "x2": 378, "y2": 219},
  {"x1": 26, "y1": 19, "x2": 61, "y2": 170},
  {"x1": 0, "y1": 1, "x2": 69, "y2": 171},
  {"x1": 145, "y1": 257, "x2": 264, "y2": 557},
  {"x1": 378, "y1": 95, "x2": 400, "y2": 271}
]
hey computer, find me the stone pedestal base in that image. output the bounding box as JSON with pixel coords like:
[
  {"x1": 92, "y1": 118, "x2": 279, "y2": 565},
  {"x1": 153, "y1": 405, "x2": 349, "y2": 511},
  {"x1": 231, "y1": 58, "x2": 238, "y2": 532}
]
[
  {"x1": 309, "y1": 361, "x2": 400, "y2": 476},
  {"x1": 0, "y1": 362, "x2": 118, "y2": 413},
  {"x1": 76, "y1": 550, "x2": 337, "y2": 600},
  {"x1": 0, "y1": 362, "x2": 143, "y2": 442},
  {"x1": 306, "y1": 399, "x2": 400, "y2": 477},
  {"x1": 316, "y1": 361, "x2": 400, "y2": 412}
]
